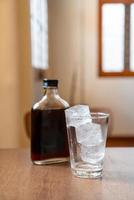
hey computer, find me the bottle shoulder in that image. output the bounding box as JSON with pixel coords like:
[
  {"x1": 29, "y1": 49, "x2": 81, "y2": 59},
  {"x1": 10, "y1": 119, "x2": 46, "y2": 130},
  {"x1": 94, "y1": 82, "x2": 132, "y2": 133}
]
[{"x1": 32, "y1": 95, "x2": 69, "y2": 110}]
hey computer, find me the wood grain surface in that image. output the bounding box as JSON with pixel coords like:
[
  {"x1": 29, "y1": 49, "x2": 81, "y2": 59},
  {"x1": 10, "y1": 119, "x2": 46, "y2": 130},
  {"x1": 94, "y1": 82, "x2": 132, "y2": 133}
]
[{"x1": 0, "y1": 148, "x2": 134, "y2": 200}]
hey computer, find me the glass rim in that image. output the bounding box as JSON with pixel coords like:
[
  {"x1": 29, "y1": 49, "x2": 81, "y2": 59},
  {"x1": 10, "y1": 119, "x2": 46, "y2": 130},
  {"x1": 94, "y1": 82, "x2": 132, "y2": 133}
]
[
  {"x1": 67, "y1": 112, "x2": 109, "y2": 120},
  {"x1": 90, "y1": 112, "x2": 109, "y2": 119}
]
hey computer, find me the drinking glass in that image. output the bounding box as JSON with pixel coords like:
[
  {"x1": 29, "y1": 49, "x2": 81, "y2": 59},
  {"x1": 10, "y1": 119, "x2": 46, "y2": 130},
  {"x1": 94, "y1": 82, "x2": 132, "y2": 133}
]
[{"x1": 66, "y1": 112, "x2": 109, "y2": 179}]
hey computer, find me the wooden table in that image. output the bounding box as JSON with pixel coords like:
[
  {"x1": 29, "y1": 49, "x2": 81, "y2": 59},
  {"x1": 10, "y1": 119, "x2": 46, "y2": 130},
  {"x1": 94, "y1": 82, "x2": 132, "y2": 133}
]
[{"x1": 0, "y1": 148, "x2": 134, "y2": 200}]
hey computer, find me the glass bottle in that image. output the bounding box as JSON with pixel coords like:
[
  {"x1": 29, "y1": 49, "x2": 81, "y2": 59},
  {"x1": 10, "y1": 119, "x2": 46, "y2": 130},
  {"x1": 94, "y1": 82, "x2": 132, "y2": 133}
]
[{"x1": 31, "y1": 79, "x2": 69, "y2": 165}]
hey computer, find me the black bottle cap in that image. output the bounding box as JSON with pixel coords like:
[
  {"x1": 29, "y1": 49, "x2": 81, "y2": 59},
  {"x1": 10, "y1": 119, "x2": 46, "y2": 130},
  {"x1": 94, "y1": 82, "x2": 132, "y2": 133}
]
[{"x1": 43, "y1": 79, "x2": 58, "y2": 88}]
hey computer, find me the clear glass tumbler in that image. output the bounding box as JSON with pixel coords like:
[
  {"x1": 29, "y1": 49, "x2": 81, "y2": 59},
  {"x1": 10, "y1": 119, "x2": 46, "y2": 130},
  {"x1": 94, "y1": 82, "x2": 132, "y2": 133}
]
[{"x1": 66, "y1": 112, "x2": 109, "y2": 179}]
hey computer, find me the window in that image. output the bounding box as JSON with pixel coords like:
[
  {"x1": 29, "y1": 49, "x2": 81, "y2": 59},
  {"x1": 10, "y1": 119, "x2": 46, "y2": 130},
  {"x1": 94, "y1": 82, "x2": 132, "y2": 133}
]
[
  {"x1": 30, "y1": 0, "x2": 48, "y2": 69},
  {"x1": 99, "y1": 0, "x2": 134, "y2": 76}
]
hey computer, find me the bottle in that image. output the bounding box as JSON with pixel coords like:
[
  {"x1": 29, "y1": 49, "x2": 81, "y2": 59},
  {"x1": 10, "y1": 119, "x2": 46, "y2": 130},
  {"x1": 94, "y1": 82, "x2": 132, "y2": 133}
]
[{"x1": 31, "y1": 79, "x2": 69, "y2": 165}]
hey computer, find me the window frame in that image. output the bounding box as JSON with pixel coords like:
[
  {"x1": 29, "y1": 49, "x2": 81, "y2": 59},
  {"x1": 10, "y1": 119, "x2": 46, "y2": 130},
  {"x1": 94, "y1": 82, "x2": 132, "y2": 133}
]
[{"x1": 99, "y1": 0, "x2": 134, "y2": 77}]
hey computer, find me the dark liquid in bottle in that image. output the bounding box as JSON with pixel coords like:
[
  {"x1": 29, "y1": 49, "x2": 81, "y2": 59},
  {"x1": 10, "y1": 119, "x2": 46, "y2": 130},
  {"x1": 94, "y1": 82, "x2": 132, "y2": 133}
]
[{"x1": 31, "y1": 109, "x2": 69, "y2": 162}]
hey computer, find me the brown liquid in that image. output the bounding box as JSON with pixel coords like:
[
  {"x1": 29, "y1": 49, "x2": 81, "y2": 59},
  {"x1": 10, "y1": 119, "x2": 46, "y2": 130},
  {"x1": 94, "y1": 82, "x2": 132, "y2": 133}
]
[{"x1": 31, "y1": 109, "x2": 69, "y2": 162}]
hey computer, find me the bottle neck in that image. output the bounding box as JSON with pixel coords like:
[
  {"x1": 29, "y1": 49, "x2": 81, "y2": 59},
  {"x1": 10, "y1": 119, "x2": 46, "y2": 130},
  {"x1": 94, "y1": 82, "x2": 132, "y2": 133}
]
[{"x1": 43, "y1": 87, "x2": 59, "y2": 98}]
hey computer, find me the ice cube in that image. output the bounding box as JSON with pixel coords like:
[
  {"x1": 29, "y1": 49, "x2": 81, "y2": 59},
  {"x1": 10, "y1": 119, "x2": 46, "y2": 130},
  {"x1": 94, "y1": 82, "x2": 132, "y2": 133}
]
[
  {"x1": 78, "y1": 123, "x2": 103, "y2": 146},
  {"x1": 75, "y1": 122, "x2": 91, "y2": 143},
  {"x1": 80, "y1": 142, "x2": 105, "y2": 164},
  {"x1": 74, "y1": 122, "x2": 102, "y2": 144},
  {"x1": 78, "y1": 123, "x2": 104, "y2": 164},
  {"x1": 65, "y1": 105, "x2": 91, "y2": 127}
]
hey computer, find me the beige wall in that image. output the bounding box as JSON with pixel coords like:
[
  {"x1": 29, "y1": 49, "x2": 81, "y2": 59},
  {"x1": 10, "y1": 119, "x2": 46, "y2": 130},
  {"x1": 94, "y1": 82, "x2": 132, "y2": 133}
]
[
  {"x1": 0, "y1": 0, "x2": 20, "y2": 148},
  {"x1": 0, "y1": 0, "x2": 32, "y2": 148},
  {"x1": 1, "y1": 0, "x2": 133, "y2": 148},
  {"x1": 48, "y1": 0, "x2": 134, "y2": 137},
  {"x1": 17, "y1": 0, "x2": 32, "y2": 147}
]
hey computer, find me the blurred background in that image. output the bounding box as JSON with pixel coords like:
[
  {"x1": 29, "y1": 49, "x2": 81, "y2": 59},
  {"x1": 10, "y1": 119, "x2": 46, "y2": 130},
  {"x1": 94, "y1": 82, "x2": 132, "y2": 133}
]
[{"x1": 0, "y1": 0, "x2": 134, "y2": 148}]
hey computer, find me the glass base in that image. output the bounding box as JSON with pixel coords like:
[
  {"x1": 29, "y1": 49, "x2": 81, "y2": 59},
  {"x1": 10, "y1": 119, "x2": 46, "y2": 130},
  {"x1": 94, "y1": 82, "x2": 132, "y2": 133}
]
[
  {"x1": 72, "y1": 168, "x2": 102, "y2": 179},
  {"x1": 32, "y1": 157, "x2": 69, "y2": 165},
  {"x1": 71, "y1": 163, "x2": 103, "y2": 179}
]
